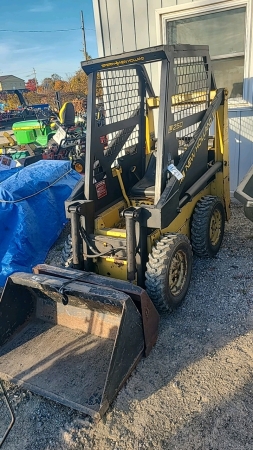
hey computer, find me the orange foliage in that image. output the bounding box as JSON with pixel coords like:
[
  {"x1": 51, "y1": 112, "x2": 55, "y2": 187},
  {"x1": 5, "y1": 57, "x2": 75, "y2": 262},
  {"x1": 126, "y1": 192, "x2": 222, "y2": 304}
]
[
  {"x1": 4, "y1": 65, "x2": 101, "y2": 112},
  {"x1": 54, "y1": 80, "x2": 68, "y2": 91},
  {"x1": 67, "y1": 70, "x2": 88, "y2": 95}
]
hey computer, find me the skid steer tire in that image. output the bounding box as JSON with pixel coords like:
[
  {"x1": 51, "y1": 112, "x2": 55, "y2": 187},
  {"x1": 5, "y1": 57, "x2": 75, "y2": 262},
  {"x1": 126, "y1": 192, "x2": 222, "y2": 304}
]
[
  {"x1": 61, "y1": 234, "x2": 73, "y2": 268},
  {"x1": 191, "y1": 196, "x2": 225, "y2": 257},
  {"x1": 145, "y1": 233, "x2": 192, "y2": 313}
]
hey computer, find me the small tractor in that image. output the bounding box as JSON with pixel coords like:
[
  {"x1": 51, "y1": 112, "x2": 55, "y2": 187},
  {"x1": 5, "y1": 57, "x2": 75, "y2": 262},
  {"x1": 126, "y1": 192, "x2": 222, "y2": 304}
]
[
  {"x1": 0, "y1": 45, "x2": 230, "y2": 419},
  {"x1": 1, "y1": 102, "x2": 86, "y2": 171}
]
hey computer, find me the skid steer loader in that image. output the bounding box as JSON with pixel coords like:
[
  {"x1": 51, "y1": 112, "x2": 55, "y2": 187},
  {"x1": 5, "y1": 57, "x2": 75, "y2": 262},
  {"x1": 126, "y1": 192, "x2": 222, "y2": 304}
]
[{"x1": 0, "y1": 45, "x2": 230, "y2": 419}]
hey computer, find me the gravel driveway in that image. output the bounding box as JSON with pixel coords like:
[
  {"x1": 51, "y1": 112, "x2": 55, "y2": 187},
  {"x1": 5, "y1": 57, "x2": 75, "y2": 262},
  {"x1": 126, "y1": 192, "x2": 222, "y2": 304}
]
[{"x1": 1, "y1": 201, "x2": 253, "y2": 450}]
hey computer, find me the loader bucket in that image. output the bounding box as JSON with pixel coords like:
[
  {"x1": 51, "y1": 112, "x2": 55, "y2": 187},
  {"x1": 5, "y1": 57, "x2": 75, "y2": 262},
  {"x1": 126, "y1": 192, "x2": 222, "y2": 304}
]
[
  {"x1": 0, "y1": 272, "x2": 145, "y2": 419},
  {"x1": 33, "y1": 264, "x2": 160, "y2": 356},
  {"x1": 234, "y1": 167, "x2": 253, "y2": 222}
]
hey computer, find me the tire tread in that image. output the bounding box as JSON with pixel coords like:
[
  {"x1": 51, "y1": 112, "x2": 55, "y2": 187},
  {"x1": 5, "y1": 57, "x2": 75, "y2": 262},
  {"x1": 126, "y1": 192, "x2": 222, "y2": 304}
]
[
  {"x1": 145, "y1": 233, "x2": 192, "y2": 313},
  {"x1": 191, "y1": 195, "x2": 225, "y2": 257}
]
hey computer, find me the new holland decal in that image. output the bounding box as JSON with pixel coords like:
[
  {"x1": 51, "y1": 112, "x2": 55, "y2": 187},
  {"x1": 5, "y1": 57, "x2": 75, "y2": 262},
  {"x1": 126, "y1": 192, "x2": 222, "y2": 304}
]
[
  {"x1": 180, "y1": 112, "x2": 215, "y2": 183},
  {"x1": 101, "y1": 56, "x2": 145, "y2": 69}
]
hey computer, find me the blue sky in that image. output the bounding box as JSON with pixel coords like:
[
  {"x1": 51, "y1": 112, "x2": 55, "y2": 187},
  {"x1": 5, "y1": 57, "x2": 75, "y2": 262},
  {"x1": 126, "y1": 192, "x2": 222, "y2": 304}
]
[{"x1": 0, "y1": 0, "x2": 98, "y2": 83}]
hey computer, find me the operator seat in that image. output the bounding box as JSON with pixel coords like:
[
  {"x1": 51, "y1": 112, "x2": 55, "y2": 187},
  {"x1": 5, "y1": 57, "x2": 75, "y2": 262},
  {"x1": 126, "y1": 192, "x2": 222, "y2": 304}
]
[
  {"x1": 59, "y1": 102, "x2": 75, "y2": 127},
  {"x1": 130, "y1": 152, "x2": 156, "y2": 198}
]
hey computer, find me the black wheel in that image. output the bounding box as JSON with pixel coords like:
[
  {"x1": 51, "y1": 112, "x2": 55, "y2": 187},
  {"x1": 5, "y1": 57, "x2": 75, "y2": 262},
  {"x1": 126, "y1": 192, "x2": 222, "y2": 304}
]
[
  {"x1": 61, "y1": 234, "x2": 73, "y2": 268},
  {"x1": 145, "y1": 233, "x2": 193, "y2": 313},
  {"x1": 191, "y1": 196, "x2": 225, "y2": 257}
]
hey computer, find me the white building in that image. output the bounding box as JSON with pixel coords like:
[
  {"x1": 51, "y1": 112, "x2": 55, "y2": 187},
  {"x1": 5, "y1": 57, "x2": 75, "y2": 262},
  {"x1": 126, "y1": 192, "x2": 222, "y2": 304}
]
[
  {"x1": 0, "y1": 75, "x2": 25, "y2": 92},
  {"x1": 92, "y1": 0, "x2": 253, "y2": 191}
]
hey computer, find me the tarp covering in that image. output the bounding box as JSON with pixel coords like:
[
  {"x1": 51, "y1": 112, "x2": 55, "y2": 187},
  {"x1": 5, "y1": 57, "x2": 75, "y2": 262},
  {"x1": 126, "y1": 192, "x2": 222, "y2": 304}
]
[
  {"x1": 0, "y1": 160, "x2": 82, "y2": 286},
  {"x1": 0, "y1": 167, "x2": 23, "y2": 183}
]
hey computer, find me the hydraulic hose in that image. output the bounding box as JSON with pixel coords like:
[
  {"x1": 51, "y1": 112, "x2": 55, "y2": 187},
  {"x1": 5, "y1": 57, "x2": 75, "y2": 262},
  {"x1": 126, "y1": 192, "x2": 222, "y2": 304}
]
[{"x1": 80, "y1": 226, "x2": 125, "y2": 259}]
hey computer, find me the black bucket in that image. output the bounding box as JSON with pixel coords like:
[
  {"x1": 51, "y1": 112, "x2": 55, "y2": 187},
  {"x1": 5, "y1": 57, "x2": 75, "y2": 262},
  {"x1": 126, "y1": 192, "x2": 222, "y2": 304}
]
[{"x1": 0, "y1": 272, "x2": 146, "y2": 419}]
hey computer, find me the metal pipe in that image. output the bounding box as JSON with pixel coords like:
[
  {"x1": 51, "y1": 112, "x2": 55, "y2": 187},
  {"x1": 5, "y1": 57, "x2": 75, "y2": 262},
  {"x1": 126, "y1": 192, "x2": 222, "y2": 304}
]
[
  {"x1": 114, "y1": 167, "x2": 131, "y2": 207},
  {"x1": 179, "y1": 161, "x2": 222, "y2": 208},
  {"x1": 124, "y1": 209, "x2": 137, "y2": 282},
  {"x1": 79, "y1": 200, "x2": 95, "y2": 271},
  {"x1": 70, "y1": 210, "x2": 82, "y2": 269}
]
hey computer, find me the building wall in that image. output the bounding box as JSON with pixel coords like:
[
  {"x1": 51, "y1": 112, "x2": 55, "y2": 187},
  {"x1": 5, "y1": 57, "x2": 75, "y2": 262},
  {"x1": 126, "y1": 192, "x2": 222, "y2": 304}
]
[
  {"x1": 93, "y1": 0, "x2": 253, "y2": 192},
  {"x1": 93, "y1": 0, "x2": 179, "y2": 96},
  {"x1": 0, "y1": 76, "x2": 25, "y2": 91},
  {"x1": 229, "y1": 109, "x2": 253, "y2": 191},
  {"x1": 93, "y1": 0, "x2": 183, "y2": 55}
]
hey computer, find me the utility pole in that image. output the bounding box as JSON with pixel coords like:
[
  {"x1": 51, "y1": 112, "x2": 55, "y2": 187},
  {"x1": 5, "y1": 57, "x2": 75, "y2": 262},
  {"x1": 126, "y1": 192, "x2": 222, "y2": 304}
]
[
  {"x1": 33, "y1": 67, "x2": 38, "y2": 92},
  {"x1": 80, "y1": 10, "x2": 87, "y2": 61}
]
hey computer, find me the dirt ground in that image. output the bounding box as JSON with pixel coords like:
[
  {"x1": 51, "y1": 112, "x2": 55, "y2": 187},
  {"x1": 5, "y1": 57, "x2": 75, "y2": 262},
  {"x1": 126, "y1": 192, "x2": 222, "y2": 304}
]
[{"x1": 0, "y1": 201, "x2": 252, "y2": 450}]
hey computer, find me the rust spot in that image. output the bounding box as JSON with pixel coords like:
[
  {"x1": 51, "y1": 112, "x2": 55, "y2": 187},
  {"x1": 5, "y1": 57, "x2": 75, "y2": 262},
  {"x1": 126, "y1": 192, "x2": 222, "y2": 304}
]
[
  {"x1": 36, "y1": 297, "x2": 120, "y2": 340},
  {"x1": 113, "y1": 260, "x2": 125, "y2": 268}
]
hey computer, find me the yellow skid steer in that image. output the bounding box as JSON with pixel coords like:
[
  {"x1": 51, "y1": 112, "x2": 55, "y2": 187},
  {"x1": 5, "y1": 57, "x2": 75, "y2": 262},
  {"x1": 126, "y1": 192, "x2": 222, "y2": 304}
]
[{"x1": 0, "y1": 44, "x2": 230, "y2": 419}]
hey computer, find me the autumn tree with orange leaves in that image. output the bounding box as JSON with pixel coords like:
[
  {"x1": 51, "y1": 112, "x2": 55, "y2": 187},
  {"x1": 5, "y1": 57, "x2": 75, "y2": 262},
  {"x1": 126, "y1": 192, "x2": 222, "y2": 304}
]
[{"x1": 4, "y1": 64, "x2": 103, "y2": 112}]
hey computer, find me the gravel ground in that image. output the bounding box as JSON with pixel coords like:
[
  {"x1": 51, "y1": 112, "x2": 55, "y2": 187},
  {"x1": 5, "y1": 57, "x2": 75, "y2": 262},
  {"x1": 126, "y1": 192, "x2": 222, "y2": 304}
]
[{"x1": 1, "y1": 201, "x2": 253, "y2": 450}]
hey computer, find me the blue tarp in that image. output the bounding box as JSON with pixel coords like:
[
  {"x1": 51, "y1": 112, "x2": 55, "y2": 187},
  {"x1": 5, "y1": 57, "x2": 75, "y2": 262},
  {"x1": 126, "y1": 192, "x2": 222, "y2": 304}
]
[
  {"x1": 0, "y1": 160, "x2": 82, "y2": 286},
  {"x1": 0, "y1": 167, "x2": 23, "y2": 183}
]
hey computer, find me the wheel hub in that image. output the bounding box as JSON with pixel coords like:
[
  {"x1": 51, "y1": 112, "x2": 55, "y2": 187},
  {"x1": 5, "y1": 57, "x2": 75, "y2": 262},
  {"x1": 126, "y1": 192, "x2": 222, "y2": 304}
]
[
  {"x1": 168, "y1": 250, "x2": 188, "y2": 296},
  {"x1": 209, "y1": 208, "x2": 222, "y2": 246}
]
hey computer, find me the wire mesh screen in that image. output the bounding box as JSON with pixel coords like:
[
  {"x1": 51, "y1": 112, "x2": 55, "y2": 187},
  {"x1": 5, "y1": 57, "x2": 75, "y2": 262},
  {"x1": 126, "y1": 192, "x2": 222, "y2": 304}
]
[
  {"x1": 173, "y1": 56, "x2": 210, "y2": 153},
  {"x1": 103, "y1": 125, "x2": 139, "y2": 158},
  {"x1": 173, "y1": 56, "x2": 209, "y2": 119},
  {"x1": 98, "y1": 69, "x2": 141, "y2": 124},
  {"x1": 177, "y1": 122, "x2": 201, "y2": 155},
  {"x1": 96, "y1": 69, "x2": 144, "y2": 166}
]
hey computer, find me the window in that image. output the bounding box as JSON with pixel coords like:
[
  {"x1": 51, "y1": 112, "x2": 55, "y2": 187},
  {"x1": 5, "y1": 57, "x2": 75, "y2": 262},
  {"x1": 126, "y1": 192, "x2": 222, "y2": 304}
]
[
  {"x1": 167, "y1": 8, "x2": 246, "y2": 98},
  {"x1": 156, "y1": 0, "x2": 252, "y2": 105}
]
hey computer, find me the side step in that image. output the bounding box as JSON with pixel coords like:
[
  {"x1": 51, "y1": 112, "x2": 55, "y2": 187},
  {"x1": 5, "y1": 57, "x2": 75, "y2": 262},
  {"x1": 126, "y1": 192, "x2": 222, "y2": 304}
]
[{"x1": 0, "y1": 270, "x2": 159, "y2": 419}]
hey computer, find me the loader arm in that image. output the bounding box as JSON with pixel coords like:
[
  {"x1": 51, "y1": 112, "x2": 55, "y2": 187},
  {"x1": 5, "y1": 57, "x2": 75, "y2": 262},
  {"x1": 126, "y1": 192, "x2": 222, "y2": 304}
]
[
  {"x1": 158, "y1": 89, "x2": 224, "y2": 208},
  {"x1": 14, "y1": 90, "x2": 27, "y2": 108}
]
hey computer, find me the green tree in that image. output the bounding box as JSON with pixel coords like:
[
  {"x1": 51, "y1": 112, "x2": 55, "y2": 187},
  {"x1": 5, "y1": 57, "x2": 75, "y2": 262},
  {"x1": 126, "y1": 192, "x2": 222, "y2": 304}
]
[
  {"x1": 40, "y1": 77, "x2": 54, "y2": 91},
  {"x1": 51, "y1": 74, "x2": 62, "y2": 81}
]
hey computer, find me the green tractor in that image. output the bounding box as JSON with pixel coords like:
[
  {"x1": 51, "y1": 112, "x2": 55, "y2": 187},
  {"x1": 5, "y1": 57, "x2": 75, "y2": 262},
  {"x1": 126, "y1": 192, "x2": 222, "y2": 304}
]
[
  {"x1": 1, "y1": 102, "x2": 78, "y2": 164},
  {"x1": 13, "y1": 119, "x2": 54, "y2": 148},
  {"x1": 8, "y1": 119, "x2": 55, "y2": 160}
]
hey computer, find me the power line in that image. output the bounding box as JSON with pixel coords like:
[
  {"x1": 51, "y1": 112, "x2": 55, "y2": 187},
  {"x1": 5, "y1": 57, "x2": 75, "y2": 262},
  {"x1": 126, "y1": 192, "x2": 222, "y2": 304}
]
[
  {"x1": 33, "y1": 68, "x2": 38, "y2": 91},
  {"x1": 0, "y1": 27, "x2": 95, "y2": 33},
  {"x1": 81, "y1": 11, "x2": 87, "y2": 61}
]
